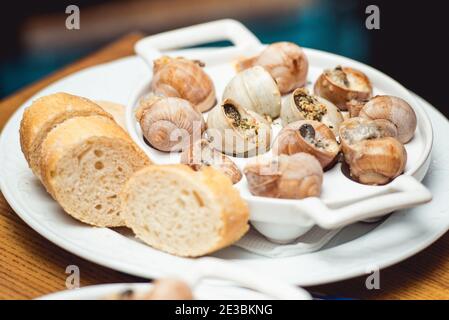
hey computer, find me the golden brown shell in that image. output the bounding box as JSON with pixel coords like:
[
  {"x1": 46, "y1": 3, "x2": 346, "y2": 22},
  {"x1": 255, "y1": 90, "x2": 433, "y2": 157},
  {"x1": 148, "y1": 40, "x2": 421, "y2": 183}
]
[
  {"x1": 339, "y1": 117, "x2": 407, "y2": 185},
  {"x1": 243, "y1": 153, "x2": 323, "y2": 199},
  {"x1": 136, "y1": 96, "x2": 206, "y2": 152},
  {"x1": 236, "y1": 42, "x2": 309, "y2": 94},
  {"x1": 314, "y1": 66, "x2": 372, "y2": 110},
  {"x1": 346, "y1": 99, "x2": 368, "y2": 117},
  {"x1": 359, "y1": 95, "x2": 417, "y2": 143},
  {"x1": 273, "y1": 120, "x2": 340, "y2": 170},
  {"x1": 151, "y1": 56, "x2": 216, "y2": 112},
  {"x1": 180, "y1": 139, "x2": 242, "y2": 184}
]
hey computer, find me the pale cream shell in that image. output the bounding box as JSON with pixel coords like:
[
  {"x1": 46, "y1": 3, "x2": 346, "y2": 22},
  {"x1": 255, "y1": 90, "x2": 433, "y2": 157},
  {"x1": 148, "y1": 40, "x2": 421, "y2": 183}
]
[
  {"x1": 206, "y1": 99, "x2": 272, "y2": 157},
  {"x1": 222, "y1": 66, "x2": 281, "y2": 119}
]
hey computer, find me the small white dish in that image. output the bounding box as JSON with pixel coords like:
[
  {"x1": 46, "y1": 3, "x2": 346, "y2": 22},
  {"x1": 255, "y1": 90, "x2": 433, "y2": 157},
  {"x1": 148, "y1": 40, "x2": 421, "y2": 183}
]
[{"x1": 38, "y1": 257, "x2": 311, "y2": 300}]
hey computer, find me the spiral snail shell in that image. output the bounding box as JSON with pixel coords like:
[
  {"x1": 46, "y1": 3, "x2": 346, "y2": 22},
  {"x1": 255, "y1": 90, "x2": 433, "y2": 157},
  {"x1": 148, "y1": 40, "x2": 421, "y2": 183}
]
[
  {"x1": 243, "y1": 153, "x2": 323, "y2": 199},
  {"x1": 359, "y1": 95, "x2": 417, "y2": 144},
  {"x1": 339, "y1": 117, "x2": 407, "y2": 185},
  {"x1": 236, "y1": 42, "x2": 309, "y2": 94},
  {"x1": 222, "y1": 66, "x2": 281, "y2": 119},
  {"x1": 206, "y1": 98, "x2": 272, "y2": 157},
  {"x1": 136, "y1": 95, "x2": 206, "y2": 152},
  {"x1": 151, "y1": 56, "x2": 216, "y2": 112}
]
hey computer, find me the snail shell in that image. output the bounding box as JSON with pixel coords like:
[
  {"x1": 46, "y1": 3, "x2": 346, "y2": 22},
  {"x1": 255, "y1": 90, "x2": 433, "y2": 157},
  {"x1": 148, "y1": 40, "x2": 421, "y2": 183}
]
[
  {"x1": 359, "y1": 95, "x2": 417, "y2": 143},
  {"x1": 222, "y1": 66, "x2": 281, "y2": 119},
  {"x1": 180, "y1": 138, "x2": 242, "y2": 184},
  {"x1": 144, "y1": 279, "x2": 194, "y2": 300},
  {"x1": 346, "y1": 99, "x2": 369, "y2": 118},
  {"x1": 273, "y1": 120, "x2": 340, "y2": 170},
  {"x1": 243, "y1": 153, "x2": 323, "y2": 199},
  {"x1": 237, "y1": 42, "x2": 309, "y2": 94},
  {"x1": 136, "y1": 96, "x2": 206, "y2": 152},
  {"x1": 280, "y1": 87, "x2": 343, "y2": 136},
  {"x1": 314, "y1": 66, "x2": 372, "y2": 110},
  {"x1": 206, "y1": 98, "x2": 272, "y2": 157},
  {"x1": 151, "y1": 56, "x2": 216, "y2": 112},
  {"x1": 339, "y1": 117, "x2": 407, "y2": 185},
  {"x1": 339, "y1": 117, "x2": 398, "y2": 145}
]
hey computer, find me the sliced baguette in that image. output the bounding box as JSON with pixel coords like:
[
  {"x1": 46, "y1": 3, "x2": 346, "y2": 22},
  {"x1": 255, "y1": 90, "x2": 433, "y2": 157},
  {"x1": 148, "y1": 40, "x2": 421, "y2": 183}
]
[
  {"x1": 20, "y1": 92, "x2": 112, "y2": 178},
  {"x1": 121, "y1": 165, "x2": 249, "y2": 257},
  {"x1": 40, "y1": 115, "x2": 150, "y2": 227},
  {"x1": 95, "y1": 100, "x2": 127, "y2": 130}
]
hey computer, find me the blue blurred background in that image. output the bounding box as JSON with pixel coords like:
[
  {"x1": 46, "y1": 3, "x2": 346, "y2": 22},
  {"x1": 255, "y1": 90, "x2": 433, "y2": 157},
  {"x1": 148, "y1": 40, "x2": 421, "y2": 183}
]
[{"x1": 0, "y1": 0, "x2": 446, "y2": 113}]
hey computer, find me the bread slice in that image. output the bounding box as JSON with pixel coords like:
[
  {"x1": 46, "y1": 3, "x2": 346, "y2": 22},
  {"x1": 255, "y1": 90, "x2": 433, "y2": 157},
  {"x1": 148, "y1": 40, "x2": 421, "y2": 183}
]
[
  {"x1": 40, "y1": 115, "x2": 150, "y2": 227},
  {"x1": 95, "y1": 100, "x2": 127, "y2": 130},
  {"x1": 121, "y1": 165, "x2": 249, "y2": 257},
  {"x1": 20, "y1": 92, "x2": 112, "y2": 178}
]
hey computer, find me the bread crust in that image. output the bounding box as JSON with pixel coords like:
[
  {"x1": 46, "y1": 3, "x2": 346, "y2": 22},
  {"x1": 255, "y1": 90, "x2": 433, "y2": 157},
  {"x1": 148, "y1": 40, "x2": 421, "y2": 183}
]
[
  {"x1": 121, "y1": 165, "x2": 249, "y2": 257},
  {"x1": 95, "y1": 100, "x2": 127, "y2": 130},
  {"x1": 20, "y1": 92, "x2": 112, "y2": 177},
  {"x1": 40, "y1": 115, "x2": 149, "y2": 198},
  {"x1": 197, "y1": 166, "x2": 249, "y2": 254}
]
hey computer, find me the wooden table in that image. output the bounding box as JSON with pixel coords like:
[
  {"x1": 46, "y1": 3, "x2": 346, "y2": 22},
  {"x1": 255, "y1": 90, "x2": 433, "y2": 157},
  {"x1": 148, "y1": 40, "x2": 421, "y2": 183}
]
[{"x1": 1, "y1": 34, "x2": 448, "y2": 300}]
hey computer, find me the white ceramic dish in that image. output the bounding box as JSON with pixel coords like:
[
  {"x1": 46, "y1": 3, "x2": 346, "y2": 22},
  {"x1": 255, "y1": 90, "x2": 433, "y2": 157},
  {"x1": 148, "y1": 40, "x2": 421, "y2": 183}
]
[
  {"x1": 39, "y1": 283, "x2": 291, "y2": 300},
  {"x1": 126, "y1": 20, "x2": 433, "y2": 243},
  {"x1": 38, "y1": 257, "x2": 311, "y2": 300},
  {"x1": 1, "y1": 28, "x2": 448, "y2": 287}
]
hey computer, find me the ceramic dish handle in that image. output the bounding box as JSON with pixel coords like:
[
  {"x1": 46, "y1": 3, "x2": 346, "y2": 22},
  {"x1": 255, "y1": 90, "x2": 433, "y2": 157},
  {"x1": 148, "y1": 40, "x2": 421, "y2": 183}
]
[
  {"x1": 134, "y1": 19, "x2": 261, "y2": 65},
  {"x1": 184, "y1": 257, "x2": 311, "y2": 300},
  {"x1": 297, "y1": 175, "x2": 432, "y2": 229}
]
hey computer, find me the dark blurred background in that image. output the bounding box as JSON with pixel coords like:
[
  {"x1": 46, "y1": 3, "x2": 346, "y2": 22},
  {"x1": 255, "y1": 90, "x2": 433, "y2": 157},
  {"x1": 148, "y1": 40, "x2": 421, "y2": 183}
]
[{"x1": 0, "y1": 0, "x2": 447, "y2": 117}]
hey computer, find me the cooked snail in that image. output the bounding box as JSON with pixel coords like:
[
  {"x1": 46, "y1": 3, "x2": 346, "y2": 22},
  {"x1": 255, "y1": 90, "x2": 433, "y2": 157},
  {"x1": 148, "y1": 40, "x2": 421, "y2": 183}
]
[
  {"x1": 273, "y1": 120, "x2": 340, "y2": 170},
  {"x1": 314, "y1": 66, "x2": 372, "y2": 110},
  {"x1": 222, "y1": 66, "x2": 281, "y2": 119},
  {"x1": 206, "y1": 99, "x2": 272, "y2": 157},
  {"x1": 280, "y1": 87, "x2": 343, "y2": 135},
  {"x1": 143, "y1": 279, "x2": 194, "y2": 300},
  {"x1": 359, "y1": 95, "x2": 417, "y2": 143},
  {"x1": 339, "y1": 117, "x2": 407, "y2": 185},
  {"x1": 346, "y1": 99, "x2": 369, "y2": 118},
  {"x1": 136, "y1": 95, "x2": 206, "y2": 152},
  {"x1": 151, "y1": 56, "x2": 216, "y2": 112},
  {"x1": 243, "y1": 153, "x2": 323, "y2": 199},
  {"x1": 180, "y1": 138, "x2": 242, "y2": 184},
  {"x1": 236, "y1": 42, "x2": 309, "y2": 94},
  {"x1": 104, "y1": 279, "x2": 193, "y2": 300}
]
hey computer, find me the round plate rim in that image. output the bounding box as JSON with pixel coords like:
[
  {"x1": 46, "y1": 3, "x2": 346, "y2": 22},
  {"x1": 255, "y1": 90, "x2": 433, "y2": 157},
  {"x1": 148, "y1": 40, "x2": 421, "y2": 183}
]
[{"x1": 0, "y1": 53, "x2": 447, "y2": 286}]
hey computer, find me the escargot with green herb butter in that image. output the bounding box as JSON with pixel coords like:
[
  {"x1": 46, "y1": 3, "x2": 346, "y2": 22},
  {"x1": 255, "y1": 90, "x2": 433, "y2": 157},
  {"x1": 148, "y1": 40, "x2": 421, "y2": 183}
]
[
  {"x1": 280, "y1": 88, "x2": 343, "y2": 136},
  {"x1": 206, "y1": 99, "x2": 272, "y2": 157}
]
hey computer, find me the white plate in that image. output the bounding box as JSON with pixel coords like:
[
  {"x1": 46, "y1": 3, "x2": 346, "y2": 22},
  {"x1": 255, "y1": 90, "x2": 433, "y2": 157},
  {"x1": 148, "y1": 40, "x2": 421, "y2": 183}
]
[
  {"x1": 127, "y1": 20, "x2": 432, "y2": 243},
  {"x1": 1, "y1": 43, "x2": 448, "y2": 287}
]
